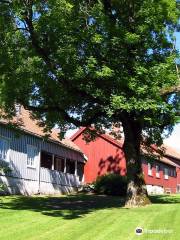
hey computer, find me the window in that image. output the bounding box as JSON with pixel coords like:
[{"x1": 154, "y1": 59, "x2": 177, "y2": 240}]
[
  {"x1": 156, "y1": 165, "x2": 160, "y2": 178},
  {"x1": 148, "y1": 163, "x2": 153, "y2": 176},
  {"x1": 169, "y1": 169, "x2": 173, "y2": 177},
  {"x1": 66, "y1": 159, "x2": 75, "y2": 174},
  {"x1": 164, "y1": 168, "x2": 169, "y2": 179},
  {"x1": 40, "y1": 151, "x2": 53, "y2": 169},
  {"x1": 27, "y1": 145, "x2": 38, "y2": 168},
  {"x1": 168, "y1": 168, "x2": 176, "y2": 177},
  {"x1": 0, "y1": 137, "x2": 9, "y2": 161},
  {"x1": 54, "y1": 156, "x2": 64, "y2": 172}
]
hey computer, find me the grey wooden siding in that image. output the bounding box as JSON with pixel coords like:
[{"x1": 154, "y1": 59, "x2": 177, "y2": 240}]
[
  {"x1": 0, "y1": 124, "x2": 83, "y2": 186},
  {"x1": 40, "y1": 167, "x2": 80, "y2": 187}
]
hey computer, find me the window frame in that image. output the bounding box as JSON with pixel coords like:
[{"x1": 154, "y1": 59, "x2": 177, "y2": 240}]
[
  {"x1": 148, "y1": 163, "x2": 153, "y2": 176},
  {"x1": 27, "y1": 144, "x2": 38, "y2": 169},
  {"x1": 156, "y1": 165, "x2": 160, "y2": 178},
  {"x1": 0, "y1": 136, "x2": 10, "y2": 162},
  {"x1": 164, "y1": 168, "x2": 169, "y2": 180}
]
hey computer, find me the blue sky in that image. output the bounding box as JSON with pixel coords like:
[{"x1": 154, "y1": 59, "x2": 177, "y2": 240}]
[{"x1": 164, "y1": 124, "x2": 180, "y2": 151}]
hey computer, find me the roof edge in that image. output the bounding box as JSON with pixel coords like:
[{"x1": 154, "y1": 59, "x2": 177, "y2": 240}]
[
  {"x1": 71, "y1": 127, "x2": 180, "y2": 161},
  {"x1": 164, "y1": 153, "x2": 180, "y2": 161},
  {"x1": 71, "y1": 127, "x2": 123, "y2": 148},
  {"x1": 0, "y1": 122, "x2": 85, "y2": 158},
  {"x1": 70, "y1": 127, "x2": 86, "y2": 141}
]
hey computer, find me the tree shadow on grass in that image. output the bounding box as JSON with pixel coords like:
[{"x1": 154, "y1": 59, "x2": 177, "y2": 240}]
[
  {"x1": 1, "y1": 194, "x2": 179, "y2": 220},
  {"x1": 0, "y1": 194, "x2": 125, "y2": 220},
  {"x1": 150, "y1": 195, "x2": 180, "y2": 204}
]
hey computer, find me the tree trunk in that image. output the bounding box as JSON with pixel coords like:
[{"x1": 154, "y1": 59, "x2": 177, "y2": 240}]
[{"x1": 122, "y1": 118, "x2": 151, "y2": 207}]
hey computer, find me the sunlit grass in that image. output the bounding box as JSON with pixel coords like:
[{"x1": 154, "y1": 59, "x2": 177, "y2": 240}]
[{"x1": 0, "y1": 194, "x2": 179, "y2": 240}]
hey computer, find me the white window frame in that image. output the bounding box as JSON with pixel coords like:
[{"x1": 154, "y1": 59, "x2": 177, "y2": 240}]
[
  {"x1": 156, "y1": 165, "x2": 160, "y2": 178},
  {"x1": 148, "y1": 163, "x2": 153, "y2": 176},
  {"x1": 0, "y1": 136, "x2": 10, "y2": 162},
  {"x1": 164, "y1": 168, "x2": 169, "y2": 180},
  {"x1": 27, "y1": 145, "x2": 38, "y2": 169}
]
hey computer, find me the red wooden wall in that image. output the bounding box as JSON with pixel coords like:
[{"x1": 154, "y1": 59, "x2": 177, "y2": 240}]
[
  {"x1": 141, "y1": 160, "x2": 177, "y2": 193},
  {"x1": 71, "y1": 128, "x2": 180, "y2": 193},
  {"x1": 71, "y1": 131, "x2": 126, "y2": 183}
]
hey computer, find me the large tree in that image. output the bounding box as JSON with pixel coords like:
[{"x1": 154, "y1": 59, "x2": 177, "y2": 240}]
[{"x1": 0, "y1": 0, "x2": 180, "y2": 206}]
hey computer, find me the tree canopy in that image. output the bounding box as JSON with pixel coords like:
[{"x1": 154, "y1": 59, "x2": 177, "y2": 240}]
[
  {"x1": 0, "y1": 0, "x2": 179, "y2": 138},
  {"x1": 0, "y1": 0, "x2": 180, "y2": 206}
]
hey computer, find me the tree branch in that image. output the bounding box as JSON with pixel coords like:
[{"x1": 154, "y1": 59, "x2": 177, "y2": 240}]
[
  {"x1": 102, "y1": 0, "x2": 116, "y2": 22},
  {"x1": 21, "y1": 3, "x2": 106, "y2": 107},
  {"x1": 23, "y1": 104, "x2": 104, "y2": 127},
  {"x1": 0, "y1": 0, "x2": 11, "y2": 3},
  {"x1": 24, "y1": 3, "x2": 54, "y2": 69},
  {"x1": 160, "y1": 84, "x2": 180, "y2": 95}
]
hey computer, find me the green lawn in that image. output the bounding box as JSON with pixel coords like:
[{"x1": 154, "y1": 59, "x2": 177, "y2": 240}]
[{"x1": 0, "y1": 194, "x2": 179, "y2": 240}]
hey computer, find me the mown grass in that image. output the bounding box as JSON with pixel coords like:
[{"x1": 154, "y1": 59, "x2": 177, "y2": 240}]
[{"x1": 0, "y1": 194, "x2": 179, "y2": 240}]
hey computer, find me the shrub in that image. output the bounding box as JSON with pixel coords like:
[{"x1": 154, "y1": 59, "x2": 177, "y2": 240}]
[
  {"x1": 0, "y1": 183, "x2": 8, "y2": 195},
  {"x1": 0, "y1": 161, "x2": 11, "y2": 195},
  {"x1": 93, "y1": 173, "x2": 127, "y2": 196},
  {"x1": 0, "y1": 161, "x2": 12, "y2": 175}
]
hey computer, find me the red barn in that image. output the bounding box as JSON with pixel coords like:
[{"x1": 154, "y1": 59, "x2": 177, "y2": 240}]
[{"x1": 71, "y1": 127, "x2": 180, "y2": 194}]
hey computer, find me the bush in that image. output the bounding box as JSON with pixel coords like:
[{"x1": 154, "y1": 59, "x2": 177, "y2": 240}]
[
  {"x1": 0, "y1": 161, "x2": 11, "y2": 195},
  {"x1": 0, "y1": 161, "x2": 12, "y2": 175},
  {"x1": 93, "y1": 173, "x2": 127, "y2": 196},
  {"x1": 0, "y1": 183, "x2": 8, "y2": 195}
]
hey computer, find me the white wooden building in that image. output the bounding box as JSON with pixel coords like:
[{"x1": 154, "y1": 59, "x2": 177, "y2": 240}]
[{"x1": 0, "y1": 107, "x2": 86, "y2": 195}]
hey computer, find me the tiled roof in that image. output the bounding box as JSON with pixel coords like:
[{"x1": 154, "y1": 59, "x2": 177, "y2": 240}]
[
  {"x1": 142, "y1": 145, "x2": 179, "y2": 167},
  {"x1": 158, "y1": 156, "x2": 178, "y2": 167},
  {"x1": 163, "y1": 145, "x2": 180, "y2": 160},
  {"x1": 0, "y1": 107, "x2": 83, "y2": 154}
]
